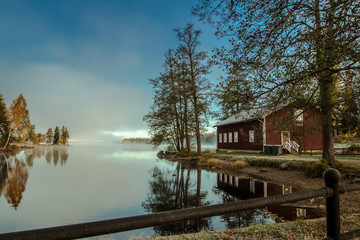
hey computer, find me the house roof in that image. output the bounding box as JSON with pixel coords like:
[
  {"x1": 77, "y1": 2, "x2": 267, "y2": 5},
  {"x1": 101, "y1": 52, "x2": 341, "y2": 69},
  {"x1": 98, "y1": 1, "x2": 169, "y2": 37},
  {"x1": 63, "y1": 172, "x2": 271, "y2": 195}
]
[{"x1": 214, "y1": 108, "x2": 271, "y2": 127}]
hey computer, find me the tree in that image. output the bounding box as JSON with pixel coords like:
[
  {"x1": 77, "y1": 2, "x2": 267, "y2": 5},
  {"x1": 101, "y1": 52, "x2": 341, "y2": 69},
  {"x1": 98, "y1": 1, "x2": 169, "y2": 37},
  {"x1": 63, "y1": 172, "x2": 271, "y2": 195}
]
[
  {"x1": 0, "y1": 93, "x2": 10, "y2": 148},
  {"x1": 336, "y1": 76, "x2": 360, "y2": 137},
  {"x1": 46, "y1": 128, "x2": 53, "y2": 145},
  {"x1": 60, "y1": 126, "x2": 70, "y2": 145},
  {"x1": 36, "y1": 133, "x2": 46, "y2": 144},
  {"x1": 144, "y1": 48, "x2": 196, "y2": 152},
  {"x1": 194, "y1": 0, "x2": 360, "y2": 164},
  {"x1": 215, "y1": 72, "x2": 254, "y2": 120},
  {"x1": 53, "y1": 126, "x2": 60, "y2": 145},
  {"x1": 174, "y1": 23, "x2": 212, "y2": 156},
  {"x1": 27, "y1": 125, "x2": 37, "y2": 143},
  {"x1": 8, "y1": 93, "x2": 31, "y2": 143}
]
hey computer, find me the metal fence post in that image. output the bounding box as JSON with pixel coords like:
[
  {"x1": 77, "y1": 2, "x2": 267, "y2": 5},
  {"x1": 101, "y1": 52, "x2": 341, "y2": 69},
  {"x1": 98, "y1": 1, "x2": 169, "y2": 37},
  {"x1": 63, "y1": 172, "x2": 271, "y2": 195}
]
[{"x1": 323, "y1": 168, "x2": 341, "y2": 240}]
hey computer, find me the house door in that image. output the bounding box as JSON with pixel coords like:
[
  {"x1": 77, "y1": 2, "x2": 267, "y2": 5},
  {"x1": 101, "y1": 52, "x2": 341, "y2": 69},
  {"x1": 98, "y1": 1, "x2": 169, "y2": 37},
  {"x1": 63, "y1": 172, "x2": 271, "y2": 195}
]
[{"x1": 281, "y1": 131, "x2": 290, "y2": 145}]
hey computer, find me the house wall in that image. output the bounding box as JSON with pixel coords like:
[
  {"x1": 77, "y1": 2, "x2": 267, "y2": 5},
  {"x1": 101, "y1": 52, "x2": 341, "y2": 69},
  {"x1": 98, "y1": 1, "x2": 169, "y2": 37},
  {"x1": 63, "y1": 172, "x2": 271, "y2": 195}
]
[
  {"x1": 217, "y1": 106, "x2": 323, "y2": 151},
  {"x1": 217, "y1": 120, "x2": 263, "y2": 151},
  {"x1": 265, "y1": 109, "x2": 284, "y2": 146},
  {"x1": 265, "y1": 107, "x2": 323, "y2": 150},
  {"x1": 302, "y1": 109, "x2": 323, "y2": 150}
]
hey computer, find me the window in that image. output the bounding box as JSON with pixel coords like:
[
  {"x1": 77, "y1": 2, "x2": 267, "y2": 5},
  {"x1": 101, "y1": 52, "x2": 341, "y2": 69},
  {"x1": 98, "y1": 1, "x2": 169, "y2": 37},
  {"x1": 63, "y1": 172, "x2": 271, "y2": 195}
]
[
  {"x1": 295, "y1": 109, "x2": 303, "y2": 125},
  {"x1": 218, "y1": 133, "x2": 222, "y2": 143},
  {"x1": 224, "y1": 133, "x2": 227, "y2": 143},
  {"x1": 249, "y1": 130, "x2": 255, "y2": 143},
  {"x1": 234, "y1": 132, "x2": 238, "y2": 142},
  {"x1": 229, "y1": 132, "x2": 232, "y2": 143}
]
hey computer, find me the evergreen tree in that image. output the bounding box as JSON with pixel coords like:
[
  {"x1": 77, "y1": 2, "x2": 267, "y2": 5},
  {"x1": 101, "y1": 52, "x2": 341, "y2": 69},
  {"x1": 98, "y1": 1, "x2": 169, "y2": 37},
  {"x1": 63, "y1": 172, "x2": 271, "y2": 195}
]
[
  {"x1": 60, "y1": 126, "x2": 65, "y2": 144},
  {"x1": 0, "y1": 93, "x2": 10, "y2": 148},
  {"x1": 53, "y1": 126, "x2": 60, "y2": 145},
  {"x1": 46, "y1": 128, "x2": 53, "y2": 145},
  {"x1": 27, "y1": 124, "x2": 37, "y2": 143},
  {"x1": 63, "y1": 127, "x2": 70, "y2": 145},
  {"x1": 60, "y1": 126, "x2": 70, "y2": 145},
  {"x1": 9, "y1": 93, "x2": 31, "y2": 143}
]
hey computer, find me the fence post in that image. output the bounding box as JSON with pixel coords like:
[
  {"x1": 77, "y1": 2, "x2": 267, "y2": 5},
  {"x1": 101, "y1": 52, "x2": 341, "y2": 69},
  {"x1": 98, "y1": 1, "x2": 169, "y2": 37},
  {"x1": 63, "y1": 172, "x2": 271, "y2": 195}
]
[{"x1": 323, "y1": 168, "x2": 341, "y2": 240}]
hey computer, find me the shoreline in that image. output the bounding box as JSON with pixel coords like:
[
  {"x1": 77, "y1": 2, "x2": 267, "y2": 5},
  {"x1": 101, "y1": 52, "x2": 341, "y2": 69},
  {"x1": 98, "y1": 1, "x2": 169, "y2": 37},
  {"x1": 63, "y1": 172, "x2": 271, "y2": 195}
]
[{"x1": 143, "y1": 152, "x2": 360, "y2": 240}]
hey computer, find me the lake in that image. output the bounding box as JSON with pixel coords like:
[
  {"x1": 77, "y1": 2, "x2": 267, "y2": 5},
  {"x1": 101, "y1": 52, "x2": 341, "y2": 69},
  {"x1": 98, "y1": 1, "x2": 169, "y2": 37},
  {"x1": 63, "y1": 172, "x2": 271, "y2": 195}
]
[{"x1": 0, "y1": 144, "x2": 316, "y2": 239}]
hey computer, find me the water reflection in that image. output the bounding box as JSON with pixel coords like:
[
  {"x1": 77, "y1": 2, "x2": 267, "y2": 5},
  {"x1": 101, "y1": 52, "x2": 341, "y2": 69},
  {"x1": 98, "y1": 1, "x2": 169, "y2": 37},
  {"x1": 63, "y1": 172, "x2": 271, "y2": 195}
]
[
  {"x1": 142, "y1": 163, "x2": 212, "y2": 235},
  {"x1": 0, "y1": 147, "x2": 69, "y2": 210},
  {"x1": 217, "y1": 173, "x2": 319, "y2": 221}
]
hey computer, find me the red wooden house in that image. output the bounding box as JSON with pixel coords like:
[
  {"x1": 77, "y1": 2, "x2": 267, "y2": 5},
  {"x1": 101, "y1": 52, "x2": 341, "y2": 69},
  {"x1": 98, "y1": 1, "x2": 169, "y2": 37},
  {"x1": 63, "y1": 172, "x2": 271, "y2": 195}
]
[{"x1": 214, "y1": 106, "x2": 323, "y2": 154}]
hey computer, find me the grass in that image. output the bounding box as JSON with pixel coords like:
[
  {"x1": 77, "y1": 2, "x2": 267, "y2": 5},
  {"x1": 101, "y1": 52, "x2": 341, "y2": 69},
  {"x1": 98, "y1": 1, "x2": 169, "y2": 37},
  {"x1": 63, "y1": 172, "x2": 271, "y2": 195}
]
[
  {"x1": 206, "y1": 152, "x2": 360, "y2": 178},
  {"x1": 199, "y1": 157, "x2": 247, "y2": 170},
  {"x1": 133, "y1": 216, "x2": 360, "y2": 240}
]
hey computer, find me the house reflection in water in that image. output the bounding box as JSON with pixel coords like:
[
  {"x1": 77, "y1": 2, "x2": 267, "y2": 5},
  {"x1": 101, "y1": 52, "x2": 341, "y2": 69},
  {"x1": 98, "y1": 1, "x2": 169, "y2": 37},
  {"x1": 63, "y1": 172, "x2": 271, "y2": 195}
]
[{"x1": 217, "y1": 173, "x2": 319, "y2": 221}]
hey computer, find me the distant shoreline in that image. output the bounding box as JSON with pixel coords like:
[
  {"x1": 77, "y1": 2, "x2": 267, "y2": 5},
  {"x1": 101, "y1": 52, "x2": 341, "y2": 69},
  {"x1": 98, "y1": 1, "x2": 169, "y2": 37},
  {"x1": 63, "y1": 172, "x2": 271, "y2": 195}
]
[{"x1": 0, "y1": 144, "x2": 70, "y2": 155}]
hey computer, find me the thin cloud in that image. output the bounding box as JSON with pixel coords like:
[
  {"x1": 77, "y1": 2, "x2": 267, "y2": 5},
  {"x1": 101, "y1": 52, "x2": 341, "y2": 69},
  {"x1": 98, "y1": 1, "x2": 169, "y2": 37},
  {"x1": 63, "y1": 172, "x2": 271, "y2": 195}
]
[{"x1": 1, "y1": 63, "x2": 150, "y2": 142}]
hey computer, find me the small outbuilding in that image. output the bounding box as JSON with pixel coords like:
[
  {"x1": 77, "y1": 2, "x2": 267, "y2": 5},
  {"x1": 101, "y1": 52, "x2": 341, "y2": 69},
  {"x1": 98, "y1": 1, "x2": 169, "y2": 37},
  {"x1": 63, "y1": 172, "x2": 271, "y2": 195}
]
[{"x1": 214, "y1": 105, "x2": 323, "y2": 154}]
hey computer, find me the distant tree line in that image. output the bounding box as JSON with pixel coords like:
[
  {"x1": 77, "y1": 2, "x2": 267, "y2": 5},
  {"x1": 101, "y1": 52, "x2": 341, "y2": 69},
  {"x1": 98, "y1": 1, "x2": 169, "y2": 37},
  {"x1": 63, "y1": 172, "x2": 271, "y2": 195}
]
[
  {"x1": 121, "y1": 138, "x2": 151, "y2": 144},
  {"x1": 0, "y1": 92, "x2": 70, "y2": 148}
]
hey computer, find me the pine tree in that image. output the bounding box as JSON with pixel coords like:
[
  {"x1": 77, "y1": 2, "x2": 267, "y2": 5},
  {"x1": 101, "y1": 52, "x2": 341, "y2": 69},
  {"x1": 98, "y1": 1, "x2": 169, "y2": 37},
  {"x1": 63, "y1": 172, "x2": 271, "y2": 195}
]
[
  {"x1": 53, "y1": 126, "x2": 60, "y2": 145},
  {"x1": 60, "y1": 126, "x2": 70, "y2": 145},
  {"x1": 63, "y1": 127, "x2": 70, "y2": 145},
  {"x1": 46, "y1": 128, "x2": 53, "y2": 145}
]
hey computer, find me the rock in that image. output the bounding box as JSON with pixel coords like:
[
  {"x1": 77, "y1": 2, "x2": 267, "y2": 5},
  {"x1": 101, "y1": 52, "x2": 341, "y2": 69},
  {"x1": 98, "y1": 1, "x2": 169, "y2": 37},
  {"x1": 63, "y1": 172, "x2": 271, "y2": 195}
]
[
  {"x1": 279, "y1": 162, "x2": 289, "y2": 170},
  {"x1": 157, "y1": 151, "x2": 165, "y2": 159}
]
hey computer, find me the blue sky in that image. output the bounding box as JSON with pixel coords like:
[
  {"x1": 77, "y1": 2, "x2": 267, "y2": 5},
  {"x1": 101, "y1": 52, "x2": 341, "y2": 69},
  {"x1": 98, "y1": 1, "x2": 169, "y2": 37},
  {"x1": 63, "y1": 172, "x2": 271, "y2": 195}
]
[{"x1": 0, "y1": 0, "x2": 223, "y2": 143}]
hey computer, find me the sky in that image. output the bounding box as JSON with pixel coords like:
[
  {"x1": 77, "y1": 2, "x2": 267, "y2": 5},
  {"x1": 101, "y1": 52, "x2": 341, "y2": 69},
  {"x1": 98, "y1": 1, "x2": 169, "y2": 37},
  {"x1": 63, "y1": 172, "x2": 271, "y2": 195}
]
[{"x1": 0, "y1": 0, "x2": 223, "y2": 143}]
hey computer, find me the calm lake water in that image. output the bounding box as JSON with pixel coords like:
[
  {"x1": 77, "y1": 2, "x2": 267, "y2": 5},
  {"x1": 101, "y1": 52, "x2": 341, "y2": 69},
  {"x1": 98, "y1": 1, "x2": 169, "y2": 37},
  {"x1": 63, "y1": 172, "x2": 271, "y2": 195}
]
[{"x1": 0, "y1": 144, "x2": 316, "y2": 239}]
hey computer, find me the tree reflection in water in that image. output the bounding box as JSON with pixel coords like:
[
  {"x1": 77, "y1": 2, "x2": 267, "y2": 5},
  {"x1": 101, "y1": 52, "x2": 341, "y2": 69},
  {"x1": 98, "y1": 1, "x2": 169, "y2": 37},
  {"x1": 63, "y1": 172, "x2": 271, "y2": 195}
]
[
  {"x1": 0, "y1": 147, "x2": 69, "y2": 210},
  {"x1": 4, "y1": 158, "x2": 29, "y2": 210},
  {"x1": 142, "y1": 163, "x2": 212, "y2": 236}
]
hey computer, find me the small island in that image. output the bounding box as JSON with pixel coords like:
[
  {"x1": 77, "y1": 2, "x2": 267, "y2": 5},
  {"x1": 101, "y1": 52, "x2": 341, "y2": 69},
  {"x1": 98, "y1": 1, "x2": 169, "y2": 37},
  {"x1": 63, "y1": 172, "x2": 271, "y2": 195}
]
[{"x1": 0, "y1": 93, "x2": 70, "y2": 152}]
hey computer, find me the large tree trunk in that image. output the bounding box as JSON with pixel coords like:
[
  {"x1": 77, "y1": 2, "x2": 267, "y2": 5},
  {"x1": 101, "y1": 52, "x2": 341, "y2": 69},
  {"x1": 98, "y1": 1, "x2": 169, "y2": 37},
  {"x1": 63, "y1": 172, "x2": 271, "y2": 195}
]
[
  {"x1": 315, "y1": 0, "x2": 336, "y2": 165},
  {"x1": 320, "y1": 75, "x2": 335, "y2": 165}
]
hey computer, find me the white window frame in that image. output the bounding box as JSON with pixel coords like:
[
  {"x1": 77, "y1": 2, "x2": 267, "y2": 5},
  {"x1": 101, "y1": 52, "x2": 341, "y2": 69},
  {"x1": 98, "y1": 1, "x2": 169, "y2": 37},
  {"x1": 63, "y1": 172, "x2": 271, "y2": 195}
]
[
  {"x1": 224, "y1": 132, "x2": 227, "y2": 143},
  {"x1": 229, "y1": 132, "x2": 233, "y2": 143},
  {"x1": 249, "y1": 130, "x2": 255, "y2": 143},
  {"x1": 234, "y1": 132, "x2": 238, "y2": 143},
  {"x1": 219, "y1": 133, "x2": 222, "y2": 143},
  {"x1": 295, "y1": 109, "x2": 304, "y2": 125}
]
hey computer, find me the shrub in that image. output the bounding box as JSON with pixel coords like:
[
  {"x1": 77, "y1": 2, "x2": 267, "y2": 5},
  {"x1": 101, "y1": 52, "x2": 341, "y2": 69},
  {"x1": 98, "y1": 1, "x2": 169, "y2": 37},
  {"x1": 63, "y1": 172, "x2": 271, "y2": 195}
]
[
  {"x1": 303, "y1": 159, "x2": 329, "y2": 178},
  {"x1": 231, "y1": 160, "x2": 247, "y2": 169}
]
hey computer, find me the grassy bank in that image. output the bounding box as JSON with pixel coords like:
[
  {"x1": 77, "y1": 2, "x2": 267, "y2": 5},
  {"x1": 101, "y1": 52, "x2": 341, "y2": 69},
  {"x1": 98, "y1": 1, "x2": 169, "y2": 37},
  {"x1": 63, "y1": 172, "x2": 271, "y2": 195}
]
[
  {"x1": 132, "y1": 216, "x2": 360, "y2": 240},
  {"x1": 197, "y1": 151, "x2": 360, "y2": 178}
]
